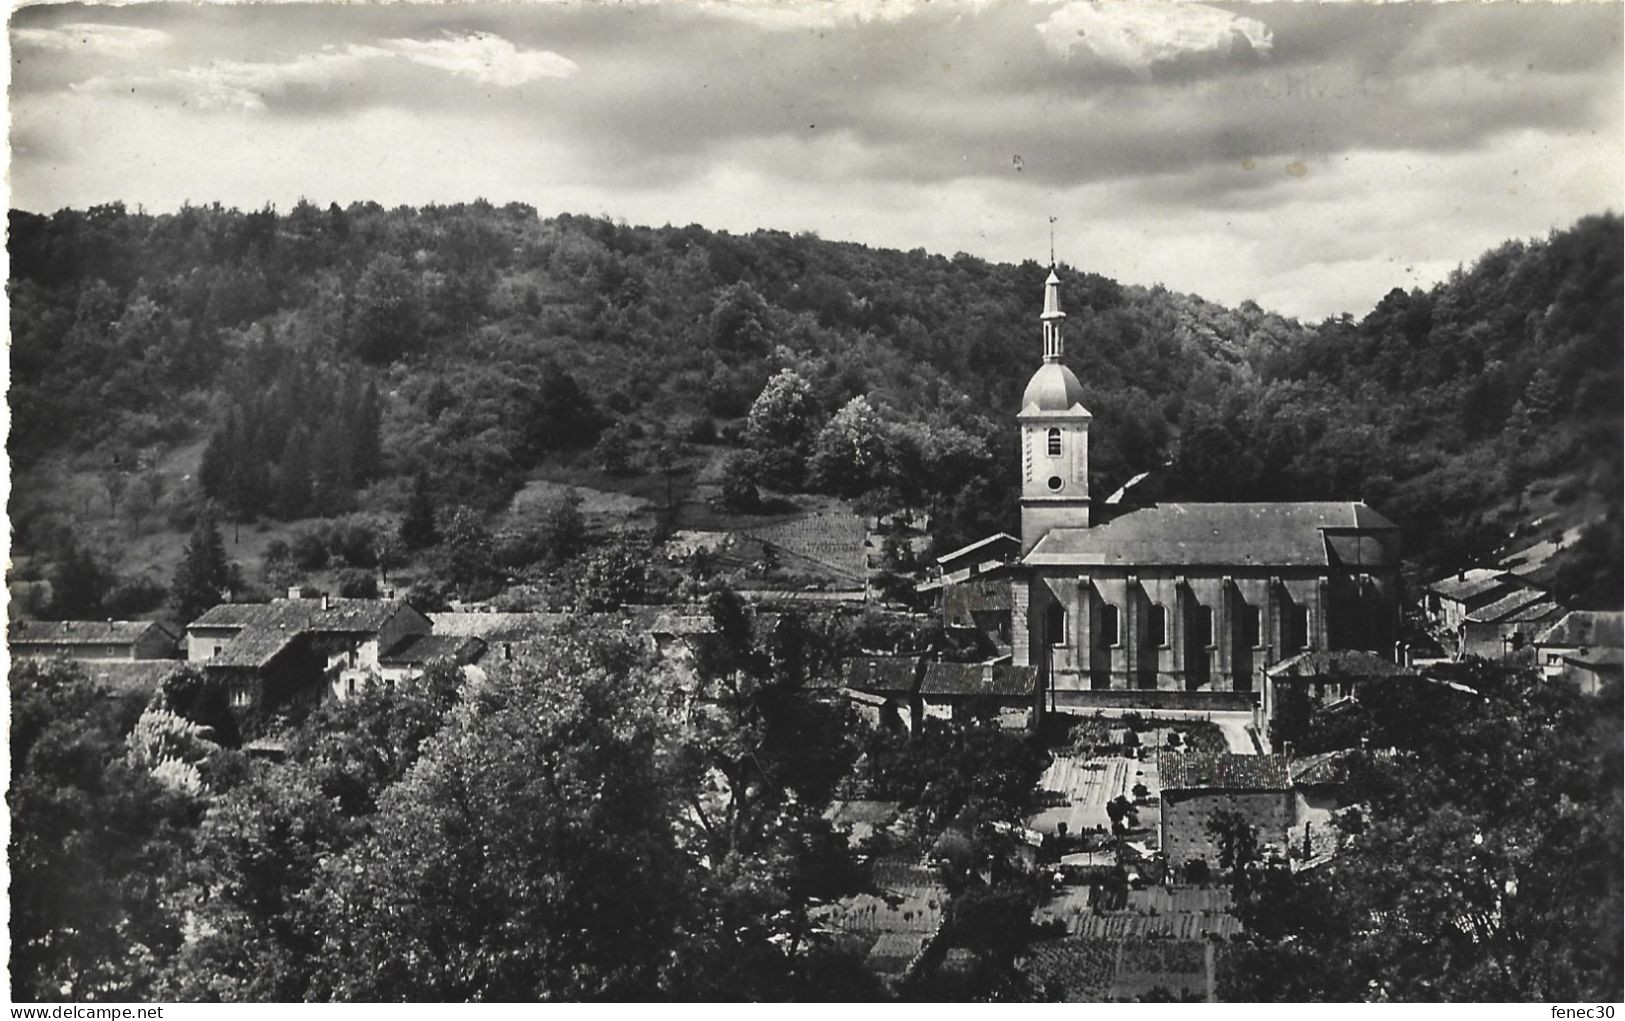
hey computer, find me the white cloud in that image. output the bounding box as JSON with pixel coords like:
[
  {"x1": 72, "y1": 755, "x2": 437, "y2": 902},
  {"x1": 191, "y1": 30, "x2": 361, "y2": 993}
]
[
  {"x1": 14, "y1": 22, "x2": 171, "y2": 58},
  {"x1": 74, "y1": 45, "x2": 390, "y2": 112},
  {"x1": 683, "y1": 0, "x2": 935, "y2": 31},
  {"x1": 382, "y1": 32, "x2": 578, "y2": 87},
  {"x1": 1037, "y1": 1, "x2": 1272, "y2": 72},
  {"x1": 68, "y1": 32, "x2": 576, "y2": 112}
]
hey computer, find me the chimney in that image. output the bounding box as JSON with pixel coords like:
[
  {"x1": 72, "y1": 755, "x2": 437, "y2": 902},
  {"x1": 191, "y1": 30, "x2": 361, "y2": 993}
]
[
  {"x1": 321, "y1": 594, "x2": 330, "y2": 611},
  {"x1": 1457, "y1": 569, "x2": 1465, "y2": 582},
  {"x1": 504, "y1": 642, "x2": 512, "y2": 662},
  {"x1": 288, "y1": 586, "x2": 302, "y2": 600}
]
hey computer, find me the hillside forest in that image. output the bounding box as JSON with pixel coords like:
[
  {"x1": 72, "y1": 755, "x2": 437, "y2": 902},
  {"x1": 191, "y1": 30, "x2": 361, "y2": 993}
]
[{"x1": 7, "y1": 202, "x2": 1622, "y2": 620}]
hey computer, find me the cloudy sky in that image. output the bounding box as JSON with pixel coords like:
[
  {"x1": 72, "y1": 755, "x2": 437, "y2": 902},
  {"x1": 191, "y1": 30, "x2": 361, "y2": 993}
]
[{"x1": 9, "y1": 0, "x2": 1621, "y2": 319}]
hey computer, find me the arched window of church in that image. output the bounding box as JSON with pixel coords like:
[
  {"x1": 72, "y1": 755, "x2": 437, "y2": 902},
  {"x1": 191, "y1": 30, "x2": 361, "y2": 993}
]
[
  {"x1": 1046, "y1": 428, "x2": 1062, "y2": 457},
  {"x1": 1045, "y1": 601, "x2": 1067, "y2": 647},
  {"x1": 1194, "y1": 605, "x2": 1215, "y2": 648},
  {"x1": 1099, "y1": 605, "x2": 1121, "y2": 648},
  {"x1": 1149, "y1": 605, "x2": 1168, "y2": 647}
]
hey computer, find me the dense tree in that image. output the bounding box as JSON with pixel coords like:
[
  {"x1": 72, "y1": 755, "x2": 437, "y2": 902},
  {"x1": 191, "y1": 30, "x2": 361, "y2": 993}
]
[
  {"x1": 1223, "y1": 665, "x2": 1623, "y2": 1002},
  {"x1": 536, "y1": 490, "x2": 587, "y2": 568},
  {"x1": 438, "y1": 507, "x2": 498, "y2": 600},
  {"x1": 594, "y1": 420, "x2": 634, "y2": 474},
  {"x1": 719, "y1": 451, "x2": 762, "y2": 511},
  {"x1": 807, "y1": 395, "x2": 895, "y2": 497},
  {"x1": 47, "y1": 536, "x2": 111, "y2": 619},
  {"x1": 9, "y1": 204, "x2": 1619, "y2": 598},
  {"x1": 708, "y1": 280, "x2": 774, "y2": 355},
  {"x1": 398, "y1": 470, "x2": 439, "y2": 550},
  {"x1": 10, "y1": 661, "x2": 195, "y2": 1001},
  {"x1": 317, "y1": 632, "x2": 701, "y2": 1001},
  {"x1": 669, "y1": 591, "x2": 870, "y2": 995},
  {"x1": 171, "y1": 510, "x2": 236, "y2": 621},
  {"x1": 745, "y1": 368, "x2": 821, "y2": 490},
  {"x1": 164, "y1": 764, "x2": 357, "y2": 1001},
  {"x1": 570, "y1": 539, "x2": 649, "y2": 612},
  {"x1": 348, "y1": 254, "x2": 422, "y2": 364}
]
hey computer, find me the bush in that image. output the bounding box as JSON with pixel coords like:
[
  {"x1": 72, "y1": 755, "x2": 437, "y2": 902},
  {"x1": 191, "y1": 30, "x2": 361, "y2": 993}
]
[
  {"x1": 290, "y1": 528, "x2": 329, "y2": 571},
  {"x1": 719, "y1": 452, "x2": 761, "y2": 512},
  {"x1": 105, "y1": 575, "x2": 168, "y2": 617},
  {"x1": 683, "y1": 415, "x2": 718, "y2": 444},
  {"x1": 337, "y1": 569, "x2": 379, "y2": 599}
]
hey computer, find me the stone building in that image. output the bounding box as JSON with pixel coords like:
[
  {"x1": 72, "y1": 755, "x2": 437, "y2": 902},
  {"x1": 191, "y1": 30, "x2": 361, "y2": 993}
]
[
  {"x1": 1157, "y1": 751, "x2": 1292, "y2": 868},
  {"x1": 1534, "y1": 610, "x2": 1623, "y2": 695},
  {"x1": 186, "y1": 593, "x2": 431, "y2": 717},
  {"x1": 941, "y1": 268, "x2": 1403, "y2": 709},
  {"x1": 11, "y1": 619, "x2": 179, "y2": 662}
]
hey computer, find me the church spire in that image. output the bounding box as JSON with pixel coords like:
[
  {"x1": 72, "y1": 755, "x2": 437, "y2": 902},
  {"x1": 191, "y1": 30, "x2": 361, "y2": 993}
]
[{"x1": 1040, "y1": 268, "x2": 1065, "y2": 363}]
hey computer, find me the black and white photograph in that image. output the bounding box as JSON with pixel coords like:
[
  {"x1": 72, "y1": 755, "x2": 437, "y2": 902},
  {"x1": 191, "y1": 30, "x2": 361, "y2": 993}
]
[{"x1": 6, "y1": 0, "x2": 1622, "y2": 1004}]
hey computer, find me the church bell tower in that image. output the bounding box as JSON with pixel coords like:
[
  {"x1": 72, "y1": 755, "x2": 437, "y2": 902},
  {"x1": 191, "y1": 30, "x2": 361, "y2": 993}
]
[{"x1": 1017, "y1": 268, "x2": 1092, "y2": 550}]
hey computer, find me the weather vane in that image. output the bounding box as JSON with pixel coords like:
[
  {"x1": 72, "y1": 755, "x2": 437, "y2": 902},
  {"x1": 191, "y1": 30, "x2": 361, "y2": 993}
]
[{"x1": 1049, "y1": 215, "x2": 1057, "y2": 267}]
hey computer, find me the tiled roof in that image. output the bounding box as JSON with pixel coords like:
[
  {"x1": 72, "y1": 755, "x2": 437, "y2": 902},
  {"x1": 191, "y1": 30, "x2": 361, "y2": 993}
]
[
  {"x1": 627, "y1": 607, "x2": 717, "y2": 636},
  {"x1": 1288, "y1": 748, "x2": 1395, "y2": 787},
  {"x1": 802, "y1": 669, "x2": 844, "y2": 690},
  {"x1": 1158, "y1": 750, "x2": 1288, "y2": 791},
  {"x1": 197, "y1": 598, "x2": 419, "y2": 669},
  {"x1": 189, "y1": 603, "x2": 275, "y2": 628},
  {"x1": 1535, "y1": 610, "x2": 1625, "y2": 650},
  {"x1": 843, "y1": 655, "x2": 922, "y2": 694},
  {"x1": 380, "y1": 633, "x2": 486, "y2": 665},
  {"x1": 309, "y1": 599, "x2": 419, "y2": 633},
  {"x1": 1466, "y1": 587, "x2": 1553, "y2": 624},
  {"x1": 194, "y1": 598, "x2": 413, "y2": 634},
  {"x1": 919, "y1": 661, "x2": 1036, "y2": 698},
  {"x1": 1568, "y1": 647, "x2": 1625, "y2": 668},
  {"x1": 1265, "y1": 649, "x2": 1415, "y2": 680},
  {"x1": 1425, "y1": 568, "x2": 1519, "y2": 604},
  {"x1": 11, "y1": 619, "x2": 176, "y2": 646},
  {"x1": 1024, "y1": 502, "x2": 1396, "y2": 568},
  {"x1": 1501, "y1": 598, "x2": 1566, "y2": 625},
  {"x1": 431, "y1": 606, "x2": 717, "y2": 642},
  {"x1": 428, "y1": 612, "x2": 572, "y2": 641},
  {"x1": 936, "y1": 532, "x2": 1019, "y2": 568}
]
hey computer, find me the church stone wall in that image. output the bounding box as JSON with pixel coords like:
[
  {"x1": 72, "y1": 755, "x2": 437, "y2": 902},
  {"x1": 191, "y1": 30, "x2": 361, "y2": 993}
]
[{"x1": 1023, "y1": 568, "x2": 1338, "y2": 696}]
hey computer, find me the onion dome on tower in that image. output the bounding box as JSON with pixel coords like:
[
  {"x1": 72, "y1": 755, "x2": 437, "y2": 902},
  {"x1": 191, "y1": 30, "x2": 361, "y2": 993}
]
[
  {"x1": 1018, "y1": 267, "x2": 1092, "y2": 544},
  {"x1": 1020, "y1": 270, "x2": 1089, "y2": 413}
]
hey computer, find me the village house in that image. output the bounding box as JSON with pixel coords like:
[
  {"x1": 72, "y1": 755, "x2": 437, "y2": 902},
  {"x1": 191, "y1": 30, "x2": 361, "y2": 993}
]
[
  {"x1": 918, "y1": 660, "x2": 1037, "y2": 728},
  {"x1": 1422, "y1": 567, "x2": 1545, "y2": 637},
  {"x1": 1157, "y1": 750, "x2": 1292, "y2": 872},
  {"x1": 1259, "y1": 648, "x2": 1422, "y2": 737},
  {"x1": 842, "y1": 654, "x2": 925, "y2": 731},
  {"x1": 1533, "y1": 610, "x2": 1624, "y2": 695},
  {"x1": 937, "y1": 269, "x2": 1402, "y2": 712},
  {"x1": 1455, "y1": 585, "x2": 1566, "y2": 659},
  {"x1": 376, "y1": 633, "x2": 487, "y2": 683},
  {"x1": 1285, "y1": 748, "x2": 1400, "y2": 871},
  {"x1": 186, "y1": 592, "x2": 431, "y2": 718},
  {"x1": 10, "y1": 619, "x2": 180, "y2": 662}
]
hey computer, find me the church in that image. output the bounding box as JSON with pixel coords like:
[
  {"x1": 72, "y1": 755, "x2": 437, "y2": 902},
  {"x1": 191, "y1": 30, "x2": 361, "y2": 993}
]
[{"x1": 944, "y1": 269, "x2": 1402, "y2": 709}]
